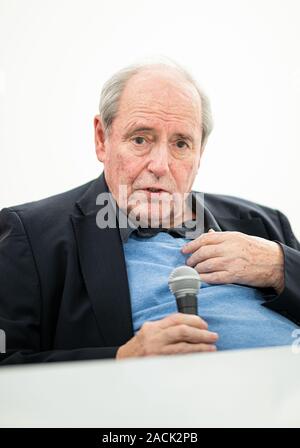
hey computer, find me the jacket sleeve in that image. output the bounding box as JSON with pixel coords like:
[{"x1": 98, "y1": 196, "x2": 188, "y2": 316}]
[
  {"x1": 0, "y1": 208, "x2": 119, "y2": 365},
  {"x1": 262, "y1": 209, "x2": 300, "y2": 325}
]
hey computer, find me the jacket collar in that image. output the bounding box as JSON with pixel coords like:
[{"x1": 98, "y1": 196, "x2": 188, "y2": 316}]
[
  {"x1": 75, "y1": 172, "x2": 223, "y2": 234},
  {"x1": 75, "y1": 172, "x2": 109, "y2": 217}
]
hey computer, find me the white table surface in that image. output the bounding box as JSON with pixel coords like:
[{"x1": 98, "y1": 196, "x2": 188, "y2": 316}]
[{"x1": 0, "y1": 345, "x2": 300, "y2": 428}]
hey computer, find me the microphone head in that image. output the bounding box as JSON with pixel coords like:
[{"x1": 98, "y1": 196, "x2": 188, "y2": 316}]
[{"x1": 168, "y1": 265, "x2": 201, "y2": 299}]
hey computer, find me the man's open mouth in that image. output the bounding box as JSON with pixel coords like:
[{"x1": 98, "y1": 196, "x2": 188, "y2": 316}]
[{"x1": 145, "y1": 188, "x2": 165, "y2": 193}]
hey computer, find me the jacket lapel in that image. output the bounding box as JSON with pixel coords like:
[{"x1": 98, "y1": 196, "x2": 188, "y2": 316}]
[{"x1": 71, "y1": 174, "x2": 134, "y2": 346}]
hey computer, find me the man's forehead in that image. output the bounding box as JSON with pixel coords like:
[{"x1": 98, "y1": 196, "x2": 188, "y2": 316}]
[
  {"x1": 117, "y1": 77, "x2": 200, "y2": 127},
  {"x1": 119, "y1": 69, "x2": 201, "y2": 109}
]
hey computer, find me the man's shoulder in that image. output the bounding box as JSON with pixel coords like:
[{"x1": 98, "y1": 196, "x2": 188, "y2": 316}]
[{"x1": 202, "y1": 191, "x2": 278, "y2": 220}]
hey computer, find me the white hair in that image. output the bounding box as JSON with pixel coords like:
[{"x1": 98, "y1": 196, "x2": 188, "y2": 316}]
[{"x1": 99, "y1": 58, "x2": 213, "y2": 149}]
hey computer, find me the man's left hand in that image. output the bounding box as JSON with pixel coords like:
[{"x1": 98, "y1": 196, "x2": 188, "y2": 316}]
[{"x1": 181, "y1": 229, "x2": 285, "y2": 294}]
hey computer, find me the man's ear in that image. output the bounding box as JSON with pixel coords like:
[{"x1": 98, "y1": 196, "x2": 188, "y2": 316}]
[{"x1": 94, "y1": 115, "x2": 107, "y2": 163}]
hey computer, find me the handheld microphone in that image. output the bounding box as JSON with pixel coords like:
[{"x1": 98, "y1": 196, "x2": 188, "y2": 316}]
[{"x1": 168, "y1": 266, "x2": 201, "y2": 315}]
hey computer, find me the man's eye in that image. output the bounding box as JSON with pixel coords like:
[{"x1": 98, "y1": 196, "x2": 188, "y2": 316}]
[
  {"x1": 132, "y1": 136, "x2": 146, "y2": 145},
  {"x1": 176, "y1": 140, "x2": 189, "y2": 149}
]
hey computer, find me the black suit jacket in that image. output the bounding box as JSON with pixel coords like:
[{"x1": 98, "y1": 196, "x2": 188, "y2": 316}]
[{"x1": 1, "y1": 173, "x2": 300, "y2": 365}]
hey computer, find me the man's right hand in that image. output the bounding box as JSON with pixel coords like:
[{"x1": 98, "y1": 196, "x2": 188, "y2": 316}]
[{"x1": 116, "y1": 313, "x2": 218, "y2": 359}]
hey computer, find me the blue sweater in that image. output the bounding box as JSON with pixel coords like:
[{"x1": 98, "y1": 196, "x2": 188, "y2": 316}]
[{"x1": 123, "y1": 232, "x2": 299, "y2": 350}]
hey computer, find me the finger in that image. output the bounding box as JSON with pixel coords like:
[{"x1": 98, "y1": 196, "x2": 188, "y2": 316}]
[
  {"x1": 165, "y1": 325, "x2": 219, "y2": 344},
  {"x1": 197, "y1": 271, "x2": 232, "y2": 284},
  {"x1": 186, "y1": 245, "x2": 223, "y2": 266},
  {"x1": 159, "y1": 313, "x2": 208, "y2": 330},
  {"x1": 162, "y1": 342, "x2": 217, "y2": 355},
  {"x1": 182, "y1": 231, "x2": 227, "y2": 254},
  {"x1": 190, "y1": 257, "x2": 226, "y2": 272}
]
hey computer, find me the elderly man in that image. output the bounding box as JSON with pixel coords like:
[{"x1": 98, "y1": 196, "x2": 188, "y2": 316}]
[{"x1": 0, "y1": 61, "x2": 299, "y2": 365}]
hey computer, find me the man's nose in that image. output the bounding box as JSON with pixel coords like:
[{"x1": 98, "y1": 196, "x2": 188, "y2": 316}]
[{"x1": 147, "y1": 144, "x2": 170, "y2": 178}]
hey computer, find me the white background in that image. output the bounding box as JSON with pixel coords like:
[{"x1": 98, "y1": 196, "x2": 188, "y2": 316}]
[{"x1": 1, "y1": 0, "x2": 299, "y2": 237}]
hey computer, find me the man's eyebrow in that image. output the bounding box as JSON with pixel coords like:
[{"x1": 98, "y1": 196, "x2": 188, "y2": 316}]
[
  {"x1": 123, "y1": 126, "x2": 155, "y2": 138},
  {"x1": 172, "y1": 133, "x2": 194, "y2": 143},
  {"x1": 123, "y1": 126, "x2": 195, "y2": 142}
]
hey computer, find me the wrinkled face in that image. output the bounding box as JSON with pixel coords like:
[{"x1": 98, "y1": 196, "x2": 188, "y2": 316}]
[{"x1": 94, "y1": 68, "x2": 204, "y2": 227}]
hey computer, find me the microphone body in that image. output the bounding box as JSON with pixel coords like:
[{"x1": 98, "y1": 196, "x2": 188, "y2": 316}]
[
  {"x1": 168, "y1": 266, "x2": 201, "y2": 316},
  {"x1": 176, "y1": 293, "x2": 198, "y2": 315}
]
